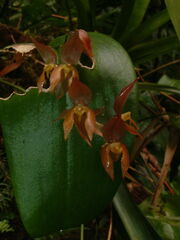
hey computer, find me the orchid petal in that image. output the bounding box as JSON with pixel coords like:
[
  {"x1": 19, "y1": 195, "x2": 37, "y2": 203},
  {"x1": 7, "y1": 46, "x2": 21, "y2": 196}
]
[
  {"x1": 68, "y1": 72, "x2": 92, "y2": 105},
  {"x1": 74, "y1": 112, "x2": 92, "y2": 146},
  {"x1": 78, "y1": 29, "x2": 93, "y2": 59},
  {"x1": 0, "y1": 52, "x2": 24, "y2": 77},
  {"x1": 120, "y1": 143, "x2": 130, "y2": 178},
  {"x1": 85, "y1": 109, "x2": 103, "y2": 141},
  {"x1": 123, "y1": 122, "x2": 142, "y2": 138},
  {"x1": 37, "y1": 70, "x2": 46, "y2": 93},
  {"x1": 114, "y1": 78, "x2": 137, "y2": 115},
  {"x1": 62, "y1": 109, "x2": 75, "y2": 140},
  {"x1": 49, "y1": 65, "x2": 73, "y2": 98},
  {"x1": 103, "y1": 116, "x2": 125, "y2": 142},
  {"x1": 32, "y1": 38, "x2": 57, "y2": 64},
  {"x1": 61, "y1": 29, "x2": 95, "y2": 68},
  {"x1": 101, "y1": 144, "x2": 115, "y2": 180},
  {"x1": 61, "y1": 30, "x2": 84, "y2": 65}
]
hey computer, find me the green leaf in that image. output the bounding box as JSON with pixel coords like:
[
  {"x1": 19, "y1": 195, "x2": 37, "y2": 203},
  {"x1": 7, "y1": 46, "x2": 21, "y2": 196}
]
[
  {"x1": 0, "y1": 32, "x2": 137, "y2": 237},
  {"x1": 122, "y1": 9, "x2": 170, "y2": 48},
  {"x1": 0, "y1": 89, "x2": 120, "y2": 237},
  {"x1": 72, "y1": 0, "x2": 94, "y2": 30},
  {"x1": 129, "y1": 36, "x2": 180, "y2": 64},
  {"x1": 158, "y1": 75, "x2": 180, "y2": 89},
  {"x1": 140, "y1": 168, "x2": 180, "y2": 239},
  {"x1": 165, "y1": 0, "x2": 180, "y2": 41},
  {"x1": 112, "y1": 0, "x2": 150, "y2": 40},
  {"x1": 113, "y1": 183, "x2": 162, "y2": 240},
  {"x1": 138, "y1": 82, "x2": 180, "y2": 96}
]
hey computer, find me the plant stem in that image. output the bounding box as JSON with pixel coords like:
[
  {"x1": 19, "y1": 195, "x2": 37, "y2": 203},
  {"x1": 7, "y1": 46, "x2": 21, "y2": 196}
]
[
  {"x1": 142, "y1": 59, "x2": 180, "y2": 78},
  {"x1": 152, "y1": 128, "x2": 178, "y2": 207},
  {"x1": 72, "y1": 0, "x2": 93, "y2": 30},
  {"x1": 80, "y1": 224, "x2": 84, "y2": 240},
  {"x1": 65, "y1": 0, "x2": 74, "y2": 30},
  {"x1": 0, "y1": 78, "x2": 26, "y2": 93}
]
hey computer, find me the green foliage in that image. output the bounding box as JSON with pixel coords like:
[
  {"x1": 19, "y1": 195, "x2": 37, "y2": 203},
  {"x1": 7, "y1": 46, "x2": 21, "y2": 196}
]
[
  {"x1": 0, "y1": 32, "x2": 136, "y2": 237},
  {"x1": 112, "y1": 0, "x2": 151, "y2": 40},
  {"x1": 165, "y1": 0, "x2": 180, "y2": 41},
  {"x1": 0, "y1": 220, "x2": 14, "y2": 233},
  {"x1": 114, "y1": 183, "x2": 162, "y2": 240},
  {"x1": 129, "y1": 36, "x2": 180, "y2": 64},
  {"x1": 121, "y1": 9, "x2": 170, "y2": 48},
  {"x1": 0, "y1": 1, "x2": 179, "y2": 239},
  {"x1": 138, "y1": 82, "x2": 180, "y2": 96},
  {"x1": 140, "y1": 168, "x2": 180, "y2": 240}
]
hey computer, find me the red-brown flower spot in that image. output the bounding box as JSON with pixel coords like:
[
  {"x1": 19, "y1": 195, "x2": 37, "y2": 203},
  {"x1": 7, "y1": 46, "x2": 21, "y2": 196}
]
[
  {"x1": 101, "y1": 142, "x2": 129, "y2": 180},
  {"x1": 102, "y1": 112, "x2": 141, "y2": 143},
  {"x1": 32, "y1": 38, "x2": 57, "y2": 64},
  {"x1": 61, "y1": 29, "x2": 95, "y2": 69},
  {"x1": 101, "y1": 79, "x2": 142, "y2": 179},
  {"x1": 57, "y1": 104, "x2": 102, "y2": 146},
  {"x1": 38, "y1": 64, "x2": 77, "y2": 98},
  {"x1": 114, "y1": 78, "x2": 137, "y2": 115},
  {"x1": 68, "y1": 73, "x2": 92, "y2": 105}
]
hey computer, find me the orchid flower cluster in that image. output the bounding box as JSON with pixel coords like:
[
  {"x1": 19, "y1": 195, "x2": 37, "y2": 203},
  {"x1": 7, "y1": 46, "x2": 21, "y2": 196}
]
[{"x1": 34, "y1": 29, "x2": 141, "y2": 180}]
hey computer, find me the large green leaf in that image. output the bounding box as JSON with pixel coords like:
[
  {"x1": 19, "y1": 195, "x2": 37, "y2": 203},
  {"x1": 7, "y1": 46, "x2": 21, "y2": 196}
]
[
  {"x1": 72, "y1": 0, "x2": 93, "y2": 30},
  {"x1": 158, "y1": 75, "x2": 180, "y2": 89},
  {"x1": 140, "y1": 167, "x2": 180, "y2": 240},
  {"x1": 138, "y1": 82, "x2": 180, "y2": 96},
  {"x1": 129, "y1": 36, "x2": 180, "y2": 64},
  {"x1": 113, "y1": 183, "x2": 162, "y2": 240},
  {"x1": 122, "y1": 9, "x2": 170, "y2": 48},
  {"x1": 0, "y1": 32, "x2": 137, "y2": 237},
  {"x1": 112, "y1": 0, "x2": 150, "y2": 40},
  {"x1": 165, "y1": 0, "x2": 180, "y2": 41}
]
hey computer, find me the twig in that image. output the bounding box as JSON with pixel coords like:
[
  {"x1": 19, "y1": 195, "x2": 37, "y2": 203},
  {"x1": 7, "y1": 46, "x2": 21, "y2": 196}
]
[
  {"x1": 80, "y1": 224, "x2": 84, "y2": 240},
  {"x1": 0, "y1": 78, "x2": 26, "y2": 93},
  {"x1": 51, "y1": 14, "x2": 68, "y2": 20},
  {"x1": 107, "y1": 208, "x2": 113, "y2": 240},
  {"x1": 65, "y1": 0, "x2": 74, "y2": 30},
  {"x1": 129, "y1": 166, "x2": 155, "y2": 183},
  {"x1": 152, "y1": 127, "x2": 178, "y2": 206},
  {"x1": 137, "y1": 69, "x2": 163, "y2": 112},
  {"x1": 142, "y1": 59, "x2": 180, "y2": 78},
  {"x1": 160, "y1": 91, "x2": 180, "y2": 105},
  {"x1": 130, "y1": 119, "x2": 166, "y2": 162}
]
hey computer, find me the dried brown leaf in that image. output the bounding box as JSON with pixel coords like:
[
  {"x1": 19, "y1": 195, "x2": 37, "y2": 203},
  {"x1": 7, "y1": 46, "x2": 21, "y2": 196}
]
[{"x1": 0, "y1": 52, "x2": 24, "y2": 77}]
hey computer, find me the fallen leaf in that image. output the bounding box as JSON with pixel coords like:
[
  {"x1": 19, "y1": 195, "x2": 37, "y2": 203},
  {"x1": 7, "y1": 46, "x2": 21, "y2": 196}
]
[
  {"x1": 0, "y1": 52, "x2": 24, "y2": 77},
  {"x1": 5, "y1": 43, "x2": 36, "y2": 54}
]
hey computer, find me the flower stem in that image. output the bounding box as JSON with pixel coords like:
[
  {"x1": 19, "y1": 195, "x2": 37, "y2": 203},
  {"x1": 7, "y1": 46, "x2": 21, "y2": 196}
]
[
  {"x1": 142, "y1": 59, "x2": 180, "y2": 78},
  {"x1": 72, "y1": 0, "x2": 94, "y2": 30},
  {"x1": 80, "y1": 224, "x2": 84, "y2": 240},
  {"x1": 0, "y1": 78, "x2": 26, "y2": 93}
]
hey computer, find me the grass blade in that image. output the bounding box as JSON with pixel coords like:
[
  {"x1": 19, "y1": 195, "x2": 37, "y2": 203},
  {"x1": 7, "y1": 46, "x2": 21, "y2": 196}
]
[
  {"x1": 112, "y1": 0, "x2": 150, "y2": 40},
  {"x1": 165, "y1": 0, "x2": 180, "y2": 41},
  {"x1": 72, "y1": 0, "x2": 94, "y2": 30},
  {"x1": 122, "y1": 9, "x2": 170, "y2": 48},
  {"x1": 113, "y1": 183, "x2": 162, "y2": 240},
  {"x1": 138, "y1": 82, "x2": 180, "y2": 96},
  {"x1": 129, "y1": 36, "x2": 180, "y2": 64}
]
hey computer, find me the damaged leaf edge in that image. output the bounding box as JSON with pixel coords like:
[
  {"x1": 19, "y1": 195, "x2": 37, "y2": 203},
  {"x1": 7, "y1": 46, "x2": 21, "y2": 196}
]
[{"x1": 0, "y1": 87, "x2": 40, "y2": 101}]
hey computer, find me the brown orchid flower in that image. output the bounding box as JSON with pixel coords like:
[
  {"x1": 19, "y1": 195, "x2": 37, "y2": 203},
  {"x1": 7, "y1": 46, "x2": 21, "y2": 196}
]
[
  {"x1": 57, "y1": 104, "x2": 102, "y2": 146},
  {"x1": 101, "y1": 142, "x2": 129, "y2": 180},
  {"x1": 68, "y1": 72, "x2": 92, "y2": 105},
  {"x1": 101, "y1": 79, "x2": 142, "y2": 179},
  {"x1": 102, "y1": 79, "x2": 141, "y2": 143},
  {"x1": 61, "y1": 29, "x2": 95, "y2": 69},
  {"x1": 37, "y1": 64, "x2": 77, "y2": 98}
]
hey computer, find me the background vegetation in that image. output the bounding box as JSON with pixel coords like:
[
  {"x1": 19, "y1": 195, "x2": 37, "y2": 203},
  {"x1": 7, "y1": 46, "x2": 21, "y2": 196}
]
[{"x1": 0, "y1": 0, "x2": 179, "y2": 239}]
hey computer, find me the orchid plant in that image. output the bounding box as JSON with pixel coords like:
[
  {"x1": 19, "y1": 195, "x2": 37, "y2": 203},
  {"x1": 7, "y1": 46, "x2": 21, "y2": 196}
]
[{"x1": 2, "y1": 29, "x2": 142, "y2": 180}]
